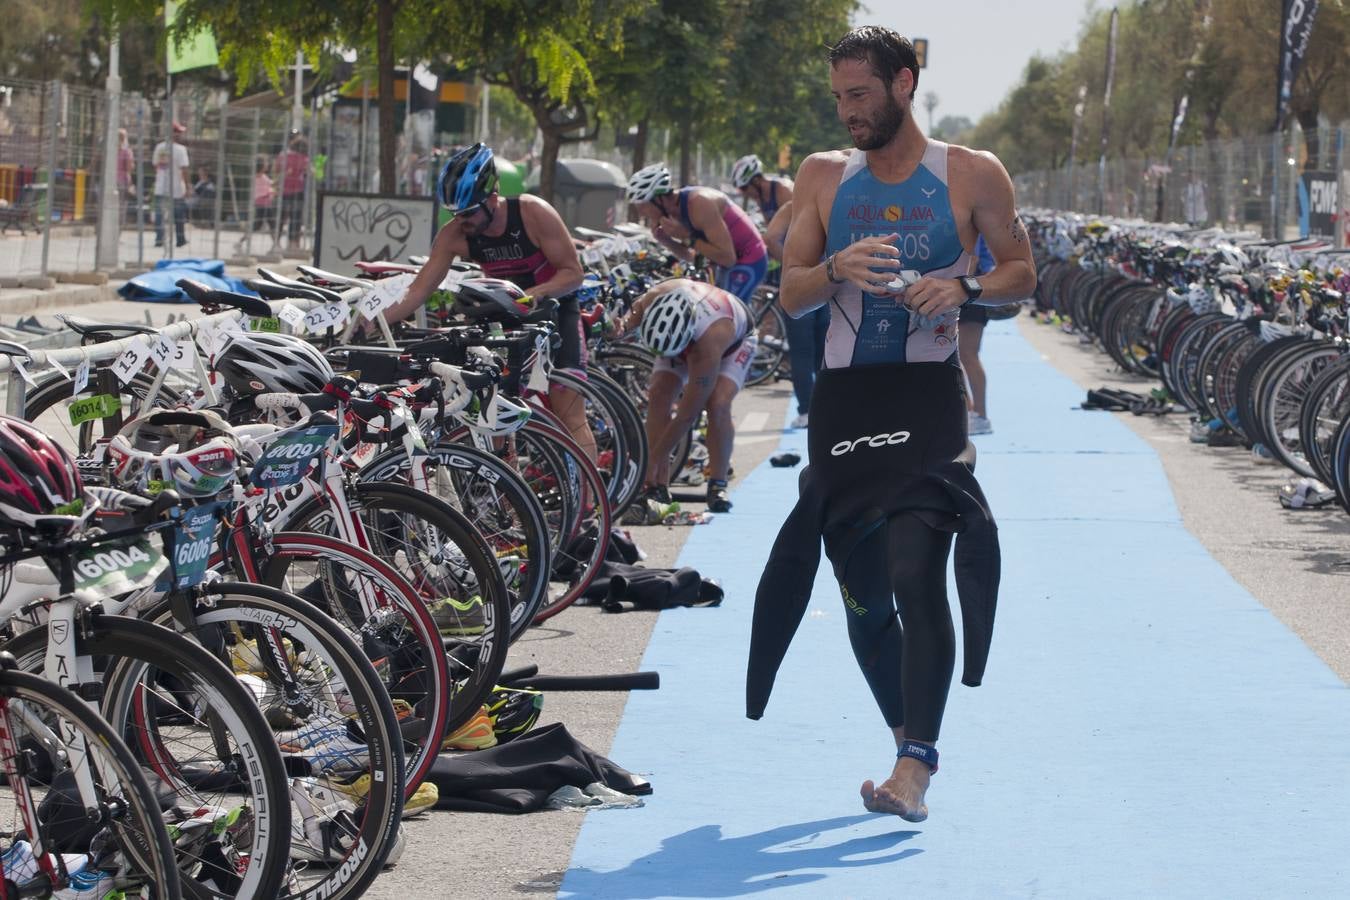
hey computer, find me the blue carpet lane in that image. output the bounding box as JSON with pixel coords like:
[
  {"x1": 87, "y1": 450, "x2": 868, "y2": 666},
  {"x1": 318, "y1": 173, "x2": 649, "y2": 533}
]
[{"x1": 560, "y1": 321, "x2": 1350, "y2": 899}]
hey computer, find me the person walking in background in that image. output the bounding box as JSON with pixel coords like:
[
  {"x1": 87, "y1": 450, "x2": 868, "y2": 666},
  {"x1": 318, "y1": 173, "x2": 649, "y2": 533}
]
[
  {"x1": 765, "y1": 201, "x2": 828, "y2": 429},
  {"x1": 152, "y1": 121, "x2": 190, "y2": 248},
  {"x1": 276, "y1": 132, "x2": 309, "y2": 249},
  {"x1": 958, "y1": 234, "x2": 996, "y2": 435},
  {"x1": 234, "y1": 156, "x2": 276, "y2": 257},
  {"x1": 189, "y1": 165, "x2": 216, "y2": 225},
  {"x1": 116, "y1": 128, "x2": 136, "y2": 225}
]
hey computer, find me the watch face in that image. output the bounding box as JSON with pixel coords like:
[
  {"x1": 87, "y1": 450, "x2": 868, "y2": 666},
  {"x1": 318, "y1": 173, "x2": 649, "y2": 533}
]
[{"x1": 962, "y1": 276, "x2": 981, "y2": 295}]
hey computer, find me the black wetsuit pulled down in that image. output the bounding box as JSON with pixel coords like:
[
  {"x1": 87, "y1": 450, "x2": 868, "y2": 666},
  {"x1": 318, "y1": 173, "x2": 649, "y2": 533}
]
[{"x1": 746, "y1": 362, "x2": 1001, "y2": 743}]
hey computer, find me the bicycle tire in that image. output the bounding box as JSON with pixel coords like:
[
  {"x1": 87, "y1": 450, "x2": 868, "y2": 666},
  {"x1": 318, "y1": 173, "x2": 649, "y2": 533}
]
[
  {"x1": 280, "y1": 482, "x2": 510, "y2": 735},
  {"x1": 4, "y1": 614, "x2": 292, "y2": 900},
  {"x1": 140, "y1": 583, "x2": 404, "y2": 900},
  {"x1": 263, "y1": 530, "x2": 455, "y2": 787},
  {"x1": 0, "y1": 667, "x2": 182, "y2": 899},
  {"x1": 357, "y1": 442, "x2": 551, "y2": 644}
]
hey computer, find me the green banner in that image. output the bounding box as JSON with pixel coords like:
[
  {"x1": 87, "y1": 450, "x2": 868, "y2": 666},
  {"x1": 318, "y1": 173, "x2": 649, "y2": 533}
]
[{"x1": 166, "y1": 1, "x2": 220, "y2": 75}]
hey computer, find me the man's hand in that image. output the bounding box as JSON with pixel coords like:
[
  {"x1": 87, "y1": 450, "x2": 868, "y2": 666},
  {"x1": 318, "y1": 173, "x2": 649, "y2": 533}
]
[
  {"x1": 658, "y1": 216, "x2": 691, "y2": 242},
  {"x1": 832, "y1": 233, "x2": 902, "y2": 294},
  {"x1": 898, "y1": 276, "x2": 967, "y2": 318}
]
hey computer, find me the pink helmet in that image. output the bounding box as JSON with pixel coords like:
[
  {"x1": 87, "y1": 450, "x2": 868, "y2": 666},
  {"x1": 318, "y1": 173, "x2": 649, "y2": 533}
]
[{"x1": 0, "y1": 416, "x2": 90, "y2": 533}]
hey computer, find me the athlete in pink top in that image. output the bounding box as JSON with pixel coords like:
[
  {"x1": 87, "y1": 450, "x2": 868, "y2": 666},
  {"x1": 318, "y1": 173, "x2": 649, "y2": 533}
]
[{"x1": 627, "y1": 164, "x2": 769, "y2": 301}]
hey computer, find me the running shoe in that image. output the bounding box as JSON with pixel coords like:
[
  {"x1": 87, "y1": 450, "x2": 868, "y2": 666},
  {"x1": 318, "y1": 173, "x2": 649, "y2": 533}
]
[
  {"x1": 288, "y1": 778, "x2": 362, "y2": 864},
  {"x1": 230, "y1": 637, "x2": 299, "y2": 676},
  {"x1": 277, "y1": 722, "x2": 370, "y2": 774},
  {"x1": 790, "y1": 413, "x2": 809, "y2": 429},
  {"x1": 1, "y1": 840, "x2": 88, "y2": 885},
  {"x1": 316, "y1": 773, "x2": 439, "y2": 818},
  {"x1": 486, "y1": 686, "x2": 543, "y2": 743},
  {"x1": 441, "y1": 705, "x2": 498, "y2": 751},
  {"x1": 706, "y1": 481, "x2": 733, "y2": 513},
  {"x1": 968, "y1": 413, "x2": 993, "y2": 436},
  {"x1": 50, "y1": 868, "x2": 116, "y2": 899},
  {"x1": 426, "y1": 595, "x2": 485, "y2": 636}
]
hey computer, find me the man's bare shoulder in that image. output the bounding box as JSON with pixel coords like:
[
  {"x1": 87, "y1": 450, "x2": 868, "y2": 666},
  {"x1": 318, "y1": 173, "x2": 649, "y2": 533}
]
[
  {"x1": 517, "y1": 193, "x2": 560, "y2": 219},
  {"x1": 946, "y1": 144, "x2": 1010, "y2": 181},
  {"x1": 798, "y1": 150, "x2": 851, "y2": 181}
]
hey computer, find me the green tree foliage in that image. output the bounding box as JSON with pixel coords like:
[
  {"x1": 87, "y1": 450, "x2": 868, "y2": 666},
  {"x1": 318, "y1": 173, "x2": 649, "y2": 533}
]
[
  {"x1": 595, "y1": 0, "x2": 856, "y2": 185},
  {"x1": 972, "y1": 0, "x2": 1350, "y2": 180},
  {"x1": 422, "y1": 0, "x2": 653, "y2": 202}
]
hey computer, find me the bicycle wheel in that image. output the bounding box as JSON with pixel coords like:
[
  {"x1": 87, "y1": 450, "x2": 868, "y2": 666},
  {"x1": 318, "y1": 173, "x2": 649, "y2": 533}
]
[
  {"x1": 4, "y1": 615, "x2": 292, "y2": 899},
  {"x1": 281, "y1": 482, "x2": 510, "y2": 734},
  {"x1": 1257, "y1": 344, "x2": 1341, "y2": 477},
  {"x1": 444, "y1": 420, "x2": 611, "y2": 622},
  {"x1": 745, "y1": 303, "x2": 788, "y2": 387},
  {"x1": 359, "y1": 443, "x2": 552, "y2": 643},
  {"x1": 0, "y1": 666, "x2": 181, "y2": 899},
  {"x1": 549, "y1": 369, "x2": 637, "y2": 513},
  {"x1": 1298, "y1": 357, "x2": 1350, "y2": 486},
  {"x1": 21, "y1": 369, "x2": 187, "y2": 456},
  {"x1": 141, "y1": 583, "x2": 404, "y2": 900},
  {"x1": 262, "y1": 532, "x2": 454, "y2": 789}
]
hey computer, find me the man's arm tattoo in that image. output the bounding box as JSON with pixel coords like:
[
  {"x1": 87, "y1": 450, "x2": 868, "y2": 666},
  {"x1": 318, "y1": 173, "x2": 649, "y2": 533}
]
[{"x1": 1008, "y1": 216, "x2": 1028, "y2": 244}]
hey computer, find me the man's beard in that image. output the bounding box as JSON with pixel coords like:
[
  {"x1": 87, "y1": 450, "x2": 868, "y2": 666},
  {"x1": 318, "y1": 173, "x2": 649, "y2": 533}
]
[{"x1": 850, "y1": 95, "x2": 905, "y2": 151}]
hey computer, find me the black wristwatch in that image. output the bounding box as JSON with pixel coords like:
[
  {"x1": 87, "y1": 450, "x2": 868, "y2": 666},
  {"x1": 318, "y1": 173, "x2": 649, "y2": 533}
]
[{"x1": 959, "y1": 276, "x2": 983, "y2": 301}]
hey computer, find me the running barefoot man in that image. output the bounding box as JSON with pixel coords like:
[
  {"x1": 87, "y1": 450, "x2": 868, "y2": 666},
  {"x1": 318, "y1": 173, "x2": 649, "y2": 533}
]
[{"x1": 778, "y1": 25, "x2": 1035, "y2": 821}]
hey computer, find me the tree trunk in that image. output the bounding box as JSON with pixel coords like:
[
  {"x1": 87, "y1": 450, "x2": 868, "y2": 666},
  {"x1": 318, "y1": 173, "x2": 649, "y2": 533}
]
[
  {"x1": 1296, "y1": 107, "x2": 1321, "y2": 170},
  {"x1": 632, "y1": 116, "x2": 650, "y2": 171},
  {"x1": 376, "y1": 0, "x2": 396, "y2": 195},
  {"x1": 538, "y1": 126, "x2": 561, "y2": 206},
  {"x1": 678, "y1": 117, "x2": 693, "y2": 185}
]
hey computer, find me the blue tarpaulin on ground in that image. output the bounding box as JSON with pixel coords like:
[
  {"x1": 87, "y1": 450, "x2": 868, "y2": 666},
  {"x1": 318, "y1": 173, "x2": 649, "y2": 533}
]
[{"x1": 117, "y1": 259, "x2": 256, "y2": 303}]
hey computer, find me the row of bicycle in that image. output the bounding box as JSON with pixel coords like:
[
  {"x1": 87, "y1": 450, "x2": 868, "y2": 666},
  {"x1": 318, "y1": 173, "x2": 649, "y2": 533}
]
[
  {"x1": 1027, "y1": 213, "x2": 1350, "y2": 513},
  {"x1": 0, "y1": 238, "x2": 703, "y2": 897}
]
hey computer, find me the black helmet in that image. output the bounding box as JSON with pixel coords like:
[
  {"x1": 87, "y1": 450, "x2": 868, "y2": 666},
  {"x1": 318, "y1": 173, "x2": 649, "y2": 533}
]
[{"x1": 453, "y1": 277, "x2": 534, "y2": 321}]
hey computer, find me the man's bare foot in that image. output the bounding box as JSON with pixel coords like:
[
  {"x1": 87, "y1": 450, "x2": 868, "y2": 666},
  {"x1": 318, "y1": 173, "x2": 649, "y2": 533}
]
[{"x1": 859, "y1": 756, "x2": 931, "y2": 822}]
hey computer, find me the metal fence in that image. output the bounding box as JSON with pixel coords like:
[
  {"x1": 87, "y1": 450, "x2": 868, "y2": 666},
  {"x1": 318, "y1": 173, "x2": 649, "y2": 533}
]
[
  {"x1": 0, "y1": 78, "x2": 466, "y2": 282},
  {"x1": 0, "y1": 76, "x2": 757, "y2": 282},
  {"x1": 1012, "y1": 125, "x2": 1348, "y2": 243}
]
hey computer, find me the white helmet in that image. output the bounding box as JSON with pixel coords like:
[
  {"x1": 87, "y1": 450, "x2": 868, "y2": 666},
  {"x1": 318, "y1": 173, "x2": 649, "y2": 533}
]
[
  {"x1": 639, "y1": 286, "x2": 699, "y2": 357},
  {"x1": 731, "y1": 155, "x2": 763, "y2": 189},
  {"x1": 626, "y1": 164, "x2": 672, "y2": 204},
  {"x1": 214, "y1": 331, "x2": 334, "y2": 396}
]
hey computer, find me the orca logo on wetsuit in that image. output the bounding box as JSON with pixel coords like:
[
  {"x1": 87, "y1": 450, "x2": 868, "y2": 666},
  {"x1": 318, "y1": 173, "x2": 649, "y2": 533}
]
[{"x1": 829, "y1": 430, "x2": 912, "y2": 456}]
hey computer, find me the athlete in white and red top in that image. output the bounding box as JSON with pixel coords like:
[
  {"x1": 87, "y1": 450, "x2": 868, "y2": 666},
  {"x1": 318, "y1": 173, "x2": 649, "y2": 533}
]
[{"x1": 619, "y1": 278, "x2": 757, "y2": 512}]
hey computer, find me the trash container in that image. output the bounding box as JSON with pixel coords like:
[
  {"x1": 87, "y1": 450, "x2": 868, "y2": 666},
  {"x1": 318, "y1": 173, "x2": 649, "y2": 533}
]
[{"x1": 525, "y1": 159, "x2": 627, "y2": 231}]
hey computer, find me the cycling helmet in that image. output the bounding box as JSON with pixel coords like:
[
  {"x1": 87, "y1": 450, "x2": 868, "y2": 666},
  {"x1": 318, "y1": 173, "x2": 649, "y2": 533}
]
[
  {"x1": 107, "y1": 410, "x2": 241, "y2": 498},
  {"x1": 638, "y1": 285, "x2": 699, "y2": 357},
  {"x1": 626, "y1": 164, "x2": 672, "y2": 204},
  {"x1": 453, "y1": 277, "x2": 534, "y2": 321},
  {"x1": 731, "y1": 155, "x2": 763, "y2": 189},
  {"x1": 215, "y1": 332, "x2": 335, "y2": 397},
  {"x1": 437, "y1": 143, "x2": 498, "y2": 213},
  {"x1": 1185, "y1": 283, "x2": 1220, "y2": 316},
  {"x1": 0, "y1": 416, "x2": 93, "y2": 533}
]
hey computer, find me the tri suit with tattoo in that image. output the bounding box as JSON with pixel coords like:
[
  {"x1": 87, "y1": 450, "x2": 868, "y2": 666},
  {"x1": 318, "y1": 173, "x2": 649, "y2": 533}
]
[{"x1": 746, "y1": 26, "x2": 1038, "y2": 824}]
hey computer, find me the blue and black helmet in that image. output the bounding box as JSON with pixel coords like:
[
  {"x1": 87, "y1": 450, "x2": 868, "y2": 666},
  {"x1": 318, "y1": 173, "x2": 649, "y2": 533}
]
[{"x1": 437, "y1": 143, "x2": 499, "y2": 213}]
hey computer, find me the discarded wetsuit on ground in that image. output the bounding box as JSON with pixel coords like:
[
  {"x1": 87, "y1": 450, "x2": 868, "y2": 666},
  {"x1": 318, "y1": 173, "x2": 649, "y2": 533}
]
[
  {"x1": 746, "y1": 362, "x2": 1001, "y2": 722},
  {"x1": 427, "y1": 723, "x2": 651, "y2": 813}
]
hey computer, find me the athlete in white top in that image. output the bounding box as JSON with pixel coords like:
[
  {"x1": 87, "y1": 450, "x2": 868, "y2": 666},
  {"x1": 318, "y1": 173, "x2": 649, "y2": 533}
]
[{"x1": 618, "y1": 278, "x2": 757, "y2": 512}]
